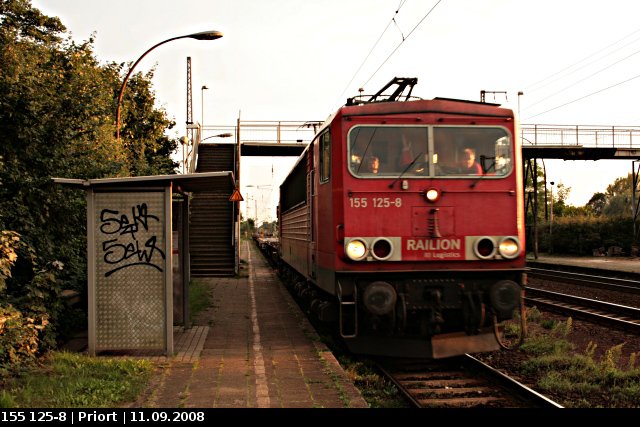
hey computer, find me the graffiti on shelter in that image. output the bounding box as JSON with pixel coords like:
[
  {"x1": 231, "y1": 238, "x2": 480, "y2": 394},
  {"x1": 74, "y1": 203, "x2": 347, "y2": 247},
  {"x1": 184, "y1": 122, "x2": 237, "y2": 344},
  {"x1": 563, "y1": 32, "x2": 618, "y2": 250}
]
[{"x1": 99, "y1": 203, "x2": 165, "y2": 277}]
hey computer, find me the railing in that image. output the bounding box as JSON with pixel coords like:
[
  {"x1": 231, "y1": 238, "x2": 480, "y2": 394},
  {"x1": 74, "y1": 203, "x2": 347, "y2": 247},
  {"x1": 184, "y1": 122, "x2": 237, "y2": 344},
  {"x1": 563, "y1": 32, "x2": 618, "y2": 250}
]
[
  {"x1": 521, "y1": 124, "x2": 640, "y2": 148},
  {"x1": 203, "y1": 120, "x2": 323, "y2": 146}
]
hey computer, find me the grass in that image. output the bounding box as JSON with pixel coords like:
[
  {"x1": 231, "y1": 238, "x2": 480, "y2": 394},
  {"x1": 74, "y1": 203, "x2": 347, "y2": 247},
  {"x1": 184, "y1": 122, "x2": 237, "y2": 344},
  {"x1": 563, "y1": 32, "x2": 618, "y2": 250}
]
[
  {"x1": 338, "y1": 355, "x2": 409, "y2": 408},
  {"x1": 0, "y1": 279, "x2": 212, "y2": 409},
  {"x1": 0, "y1": 351, "x2": 154, "y2": 408},
  {"x1": 189, "y1": 279, "x2": 212, "y2": 323},
  {"x1": 507, "y1": 307, "x2": 640, "y2": 407}
]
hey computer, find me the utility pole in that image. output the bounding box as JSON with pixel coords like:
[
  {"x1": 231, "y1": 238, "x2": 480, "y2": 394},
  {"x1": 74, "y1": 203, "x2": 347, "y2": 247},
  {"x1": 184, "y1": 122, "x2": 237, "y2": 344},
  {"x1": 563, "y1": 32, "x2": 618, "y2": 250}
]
[{"x1": 186, "y1": 57, "x2": 193, "y2": 172}]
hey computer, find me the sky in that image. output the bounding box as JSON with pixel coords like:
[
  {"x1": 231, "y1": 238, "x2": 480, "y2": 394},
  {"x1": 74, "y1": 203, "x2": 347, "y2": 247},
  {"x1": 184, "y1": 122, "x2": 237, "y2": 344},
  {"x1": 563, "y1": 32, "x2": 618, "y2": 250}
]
[{"x1": 32, "y1": 0, "x2": 640, "y2": 223}]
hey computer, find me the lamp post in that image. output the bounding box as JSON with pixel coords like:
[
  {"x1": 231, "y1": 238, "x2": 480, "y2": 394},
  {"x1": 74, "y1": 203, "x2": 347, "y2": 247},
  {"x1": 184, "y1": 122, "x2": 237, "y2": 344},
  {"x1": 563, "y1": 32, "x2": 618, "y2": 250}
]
[
  {"x1": 201, "y1": 85, "x2": 208, "y2": 127},
  {"x1": 549, "y1": 181, "x2": 555, "y2": 254},
  {"x1": 517, "y1": 91, "x2": 523, "y2": 119},
  {"x1": 115, "y1": 30, "x2": 223, "y2": 143}
]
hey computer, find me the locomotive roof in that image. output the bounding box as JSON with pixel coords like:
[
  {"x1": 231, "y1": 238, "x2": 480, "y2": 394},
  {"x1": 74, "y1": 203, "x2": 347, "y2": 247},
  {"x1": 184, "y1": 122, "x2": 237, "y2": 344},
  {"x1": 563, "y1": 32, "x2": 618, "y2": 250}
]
[
  {"x1": 287, "y1": 96, "x2": 516, "y2": 186},
  {"x1": 339, "y1": 96, "x2": 513, "y2": 118},
  {"x1": 313, "y1": 96, "x2": 514, "y2": 139}
]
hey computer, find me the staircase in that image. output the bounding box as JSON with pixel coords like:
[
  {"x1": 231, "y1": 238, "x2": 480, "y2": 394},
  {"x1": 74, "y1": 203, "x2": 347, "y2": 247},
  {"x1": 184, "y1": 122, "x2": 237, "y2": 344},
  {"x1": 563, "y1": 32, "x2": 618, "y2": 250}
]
[{"x1": 189, "y1": 143, "x2": 236, "y2": 277}]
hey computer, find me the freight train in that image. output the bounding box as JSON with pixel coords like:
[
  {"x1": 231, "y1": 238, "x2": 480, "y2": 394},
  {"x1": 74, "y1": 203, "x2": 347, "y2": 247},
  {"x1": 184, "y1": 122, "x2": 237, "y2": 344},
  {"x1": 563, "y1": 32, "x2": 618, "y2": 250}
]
[{"x1": 275, "y1": 77, "x2": 526, "y2": 358}]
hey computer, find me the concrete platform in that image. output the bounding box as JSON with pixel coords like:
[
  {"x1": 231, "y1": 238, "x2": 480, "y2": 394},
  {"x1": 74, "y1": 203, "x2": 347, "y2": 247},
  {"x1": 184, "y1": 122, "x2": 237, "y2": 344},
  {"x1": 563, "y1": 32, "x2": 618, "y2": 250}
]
[
  {"x1": 527, "y1": 253, "x2": 640, "y2": 275},
  {"x1": 130, "y1": 241, "x2": 369, "y2": 408}
]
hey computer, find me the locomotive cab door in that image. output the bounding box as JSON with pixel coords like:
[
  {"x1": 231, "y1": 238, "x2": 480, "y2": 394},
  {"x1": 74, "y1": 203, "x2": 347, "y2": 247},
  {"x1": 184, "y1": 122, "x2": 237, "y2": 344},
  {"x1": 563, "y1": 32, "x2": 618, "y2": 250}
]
[{"x1": 308, "y1": 169, "x2": 316, "y2": 279}]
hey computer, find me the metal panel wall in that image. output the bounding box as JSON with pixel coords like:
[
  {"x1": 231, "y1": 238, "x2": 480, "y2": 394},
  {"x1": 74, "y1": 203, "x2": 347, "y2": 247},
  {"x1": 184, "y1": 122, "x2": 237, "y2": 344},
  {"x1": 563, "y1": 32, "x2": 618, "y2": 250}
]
[{"x1": 88, "y1": 189, "x2": 170, "y2": 354}]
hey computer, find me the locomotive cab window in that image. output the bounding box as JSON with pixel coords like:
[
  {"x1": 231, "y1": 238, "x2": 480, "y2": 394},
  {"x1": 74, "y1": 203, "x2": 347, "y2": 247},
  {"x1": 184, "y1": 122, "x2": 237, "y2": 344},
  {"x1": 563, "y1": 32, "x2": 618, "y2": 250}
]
[
  {"x1": 347, "y1": 125, "x2": 511, "y2": 179},
  {"x1": 348, "y1": 126, "x2": 429, "y2": 177},
  {"x1": 433, "y1": 126, "x2": 512, "y2": 177}
]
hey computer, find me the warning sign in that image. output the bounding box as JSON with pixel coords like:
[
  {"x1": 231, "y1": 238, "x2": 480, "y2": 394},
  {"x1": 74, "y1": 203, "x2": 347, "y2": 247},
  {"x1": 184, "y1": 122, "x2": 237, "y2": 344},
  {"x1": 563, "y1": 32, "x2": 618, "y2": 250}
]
[{"x1": 229, "y1": 187, "x2": 244, "y2": 202}]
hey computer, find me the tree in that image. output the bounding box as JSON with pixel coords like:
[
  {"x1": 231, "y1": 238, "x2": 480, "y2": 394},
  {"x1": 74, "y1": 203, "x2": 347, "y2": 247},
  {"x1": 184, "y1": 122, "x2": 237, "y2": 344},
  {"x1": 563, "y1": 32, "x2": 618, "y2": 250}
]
[
  {"x1": 0, "y1": 0, "x2": 181, "y2": 354},
  {"x1": 586, "y1": 192, "x2": 607, "y2": 216},
  {"x1": 602, "y1": 174, "x2": 634, "y2": 217}
]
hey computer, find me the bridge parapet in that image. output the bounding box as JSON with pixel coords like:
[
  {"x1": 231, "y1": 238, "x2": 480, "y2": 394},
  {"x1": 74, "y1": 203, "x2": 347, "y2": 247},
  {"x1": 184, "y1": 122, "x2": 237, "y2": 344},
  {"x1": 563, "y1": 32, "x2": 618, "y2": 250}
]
[
  {"x1": 521, "y1": 124, "x2": 640, "y2": 148},
  {"x1": 203, "y1": 121, "x2": 322, "y2": 145}
]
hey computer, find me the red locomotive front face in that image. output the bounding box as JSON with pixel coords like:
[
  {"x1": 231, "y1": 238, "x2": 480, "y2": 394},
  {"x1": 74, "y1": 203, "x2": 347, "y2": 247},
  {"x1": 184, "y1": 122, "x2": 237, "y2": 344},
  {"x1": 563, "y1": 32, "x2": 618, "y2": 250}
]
[
  {"x1": 280, "y1": 93, "x2": 527, "y2": 358},
  {"x1": 338, "y1": 122, "x2": 524, "y2": 270}
]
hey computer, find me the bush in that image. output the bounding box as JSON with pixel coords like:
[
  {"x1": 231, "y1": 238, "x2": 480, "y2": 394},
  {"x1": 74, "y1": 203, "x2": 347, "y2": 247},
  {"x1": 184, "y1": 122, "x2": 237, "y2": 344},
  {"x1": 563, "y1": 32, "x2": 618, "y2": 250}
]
[
  {"x1": 0, "y1": 231, "x2": 58, "y2": 373},
  {"x1": 0, "y1": 304, "x2": 48, "y2": 375},
  {"x1": 533, "y1": 216, "x2": 635, "y2": 255}
]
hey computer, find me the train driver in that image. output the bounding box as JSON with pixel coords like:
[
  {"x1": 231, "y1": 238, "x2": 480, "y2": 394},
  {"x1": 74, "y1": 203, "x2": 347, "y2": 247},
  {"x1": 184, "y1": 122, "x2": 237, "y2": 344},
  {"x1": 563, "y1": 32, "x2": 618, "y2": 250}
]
[
  {"x1": 363, "y1": 154, "x2": 380, "y2": 174},
  {"x1": 461, "y1": 147, "x2": 483, "y2": 175}
]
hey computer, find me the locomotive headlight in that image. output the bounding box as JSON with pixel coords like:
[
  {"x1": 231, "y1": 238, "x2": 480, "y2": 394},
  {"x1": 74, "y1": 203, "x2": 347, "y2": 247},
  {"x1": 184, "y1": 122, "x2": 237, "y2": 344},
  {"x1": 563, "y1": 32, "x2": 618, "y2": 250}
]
[
  {"x1": 345, "y1": 239, "x2": 367, "y2": 261},
  {"x1": 474, "y1": 236, "x2": 497, "y2": 259},
  {"x1": 498, "y1": 237, "x2": 520, "y2": 259},
  {"x1": 371, "y1": 238, "x2": 393, "y2": 260},
  {"x1": 425, "y1": 188, "x2": 440, "y2": 202}
]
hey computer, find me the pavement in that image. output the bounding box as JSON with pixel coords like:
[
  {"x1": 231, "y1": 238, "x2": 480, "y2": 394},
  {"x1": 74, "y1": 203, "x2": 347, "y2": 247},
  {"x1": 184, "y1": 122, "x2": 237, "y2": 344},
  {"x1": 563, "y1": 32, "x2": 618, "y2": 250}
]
[
  {"x1": 527, "y1": 253, "x2": 640, "y2": 274},
  {"x1": 127, "y1": 240, "x2": 369, "y2": 408}
]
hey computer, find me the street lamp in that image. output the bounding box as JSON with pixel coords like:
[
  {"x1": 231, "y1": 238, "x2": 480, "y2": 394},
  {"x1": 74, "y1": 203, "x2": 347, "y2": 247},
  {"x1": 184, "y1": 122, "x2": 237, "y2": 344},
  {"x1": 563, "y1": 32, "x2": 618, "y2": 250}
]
[
  {"x1": 201, "y1": 85, "x2": 209, "y2": 127},
  {"x1": 115, "y1": 30, "x2": 223, "y2": 143},
  {"x1": 201, "y1": 132, "x2": 233, "y2": 143}
]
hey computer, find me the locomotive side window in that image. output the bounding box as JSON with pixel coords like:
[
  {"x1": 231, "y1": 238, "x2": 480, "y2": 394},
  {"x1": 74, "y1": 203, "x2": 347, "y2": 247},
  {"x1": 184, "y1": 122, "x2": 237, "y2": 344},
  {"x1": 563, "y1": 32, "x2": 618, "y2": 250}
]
[
  {"x1": 348, "y1": 126, "x2": 429, "y2": 177},
  {"x1": 319, "y1": 131, "x2": 331, "y2": 183},
  {"x1": 433, "y1": 127, "x2": 512, "y2": 177}
]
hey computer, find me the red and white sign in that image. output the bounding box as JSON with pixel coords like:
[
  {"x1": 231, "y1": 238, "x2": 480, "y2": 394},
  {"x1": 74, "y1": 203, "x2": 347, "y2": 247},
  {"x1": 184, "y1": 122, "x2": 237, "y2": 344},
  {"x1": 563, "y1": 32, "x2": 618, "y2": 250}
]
[{"x1": 401, "y1": 237, "x2": 465, "y2": 261}]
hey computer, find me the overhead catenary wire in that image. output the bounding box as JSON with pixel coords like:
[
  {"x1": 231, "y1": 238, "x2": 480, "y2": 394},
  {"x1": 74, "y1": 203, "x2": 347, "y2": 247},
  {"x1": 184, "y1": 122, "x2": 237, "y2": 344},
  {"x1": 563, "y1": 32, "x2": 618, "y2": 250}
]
[
  {"x1": 524, "y1": 26, "x2": 640, "y2": 93},
  {"x1": 523, "y1": 72, "x2": 640, "y2": 120},
  {"x1": 360, "y1": 0, "x2": 443, "y2": 90},
  {"x1": 521, "y1": 25, "x2": 640, "y2": 120},
  {"x1": 333, "y1": 0, "x2": 409, "y2": 107},
  {"x1": 522, "y1": 47, "x2": 640, "y2": 113}
]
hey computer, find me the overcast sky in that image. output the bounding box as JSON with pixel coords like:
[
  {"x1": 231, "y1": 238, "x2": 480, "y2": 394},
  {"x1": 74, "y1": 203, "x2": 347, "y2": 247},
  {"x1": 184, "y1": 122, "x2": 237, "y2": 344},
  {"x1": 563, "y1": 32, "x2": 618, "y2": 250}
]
[{"x1": 32, "y1": 0, "x2": 640, "y2": 222}]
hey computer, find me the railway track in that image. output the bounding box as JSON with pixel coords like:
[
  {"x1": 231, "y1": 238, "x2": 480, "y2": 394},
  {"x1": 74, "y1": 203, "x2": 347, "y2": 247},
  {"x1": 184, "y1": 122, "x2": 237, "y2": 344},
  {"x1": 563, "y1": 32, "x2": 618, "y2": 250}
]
[
  {"x1": 528, "y1": 265, "x2": 640, "y2": 295},
  {"x1": 376, "y1": 355, "x2": 562, "y2": 408},
  {"x1": 525, "y1": 266, "x2": 640, "y2": 333},
  {"x1": 525, "y1": 287, "x2": 640, "y2": 333}
]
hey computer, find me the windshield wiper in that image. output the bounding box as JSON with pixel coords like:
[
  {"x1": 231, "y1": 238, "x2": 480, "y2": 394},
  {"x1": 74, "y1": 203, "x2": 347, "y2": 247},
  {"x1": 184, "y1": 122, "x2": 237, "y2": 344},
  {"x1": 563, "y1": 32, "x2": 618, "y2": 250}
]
[
  {"x1": 469, "y1": 155, "x2": 495, "y2": 188},
  {"x1": 355, "y1": 129, "x2": 377, "y2": 174},
  {"x1": 388, "y1": 152, "x2": 423, "y2": 189}
]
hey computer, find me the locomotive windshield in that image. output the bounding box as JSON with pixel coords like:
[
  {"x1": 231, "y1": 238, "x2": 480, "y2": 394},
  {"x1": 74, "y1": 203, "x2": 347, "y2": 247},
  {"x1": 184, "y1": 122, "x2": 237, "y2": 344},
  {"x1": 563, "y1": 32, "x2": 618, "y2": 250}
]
[{"x1": 348, "y1": 125, "x2": 512, "y2": 178}]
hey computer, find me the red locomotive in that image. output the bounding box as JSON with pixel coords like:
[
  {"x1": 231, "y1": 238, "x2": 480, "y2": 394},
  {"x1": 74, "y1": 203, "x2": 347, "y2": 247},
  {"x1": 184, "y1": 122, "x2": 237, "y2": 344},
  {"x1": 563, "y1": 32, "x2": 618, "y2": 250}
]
[{"x1": 277, "y1": 78, "x2": 525, "y2": 358}]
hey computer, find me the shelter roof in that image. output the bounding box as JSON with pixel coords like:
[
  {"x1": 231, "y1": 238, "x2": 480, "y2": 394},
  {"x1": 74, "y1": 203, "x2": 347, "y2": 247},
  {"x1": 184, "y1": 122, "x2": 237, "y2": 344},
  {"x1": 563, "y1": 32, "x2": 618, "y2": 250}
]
[{"x1": 52, "y1": 171, "x2": 235, "y2": 193}]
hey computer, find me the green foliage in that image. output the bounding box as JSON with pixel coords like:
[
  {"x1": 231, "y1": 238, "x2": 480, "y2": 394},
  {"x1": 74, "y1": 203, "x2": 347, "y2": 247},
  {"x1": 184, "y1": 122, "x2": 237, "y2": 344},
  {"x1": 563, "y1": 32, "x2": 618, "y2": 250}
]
[
  {"x1": 0, "y1": 229, "x2": 68, "y2": 370},
  {"x1": 513, "y1": 313, "x2": 640, "y2": 407},
  {"x1": 0, "y1": 231, "x2": 22, "y2": 292},
  {"x1": 535, "y1": 215, "x2": 635, "y2": 255},
  {"x1": 338, "y1": 356, "x2": 407, "y2": 408},
  {"x1": 189, "y1": 280, "x2": 211, "y2": 323},
  {"x1": 0, "y1": 0, "x2": 180, "y2": 356},
  {"x1": 0, "y1": 304, "x2": 48, "y2": 374}
]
